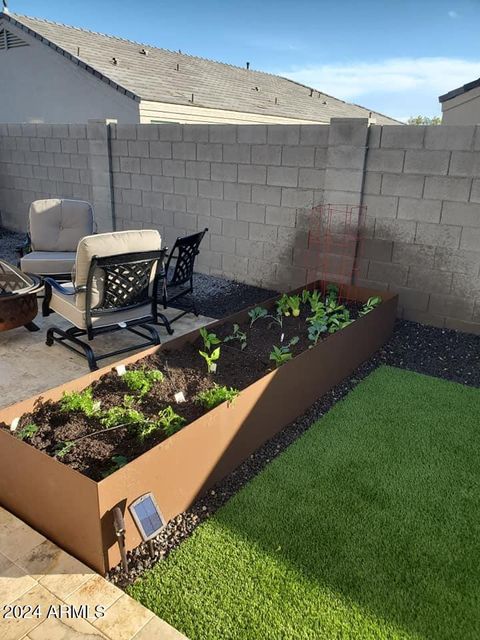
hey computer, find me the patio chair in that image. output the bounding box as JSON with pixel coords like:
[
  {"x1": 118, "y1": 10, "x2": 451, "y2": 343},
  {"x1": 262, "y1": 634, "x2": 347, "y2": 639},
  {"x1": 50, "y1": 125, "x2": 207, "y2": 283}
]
[
  {"x1": 156, "y1": 228, "x2": 208, "y2": 334},
  {"x1": 18, "y1": 199, "x2": 95, "y2": 279},
  {"x1": 43, "y1": 230, "x2": 168, "y2": 371}
]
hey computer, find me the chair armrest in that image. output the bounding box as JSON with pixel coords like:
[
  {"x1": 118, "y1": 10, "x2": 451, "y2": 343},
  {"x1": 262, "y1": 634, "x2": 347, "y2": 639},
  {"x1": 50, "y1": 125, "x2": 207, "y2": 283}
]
[
  {"x1": 16, "y1": 234, "x2": 31, "y2": 259},
  {"x1": 43, "y1": 278, "x2": 86, "y2": 296}
]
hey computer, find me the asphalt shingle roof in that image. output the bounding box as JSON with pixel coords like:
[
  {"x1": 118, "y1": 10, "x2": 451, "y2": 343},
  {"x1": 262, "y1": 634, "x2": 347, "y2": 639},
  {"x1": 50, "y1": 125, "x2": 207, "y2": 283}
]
[{"x1": 3, "y1": 12, "x2": 399, "y2": 125}]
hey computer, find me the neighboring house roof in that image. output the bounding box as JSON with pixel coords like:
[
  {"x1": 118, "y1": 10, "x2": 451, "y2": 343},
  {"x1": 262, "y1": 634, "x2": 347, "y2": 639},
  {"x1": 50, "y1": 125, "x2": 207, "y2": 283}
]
[
  {"x1": 1, "y1": 12, "x2": 400, "y2": 124},
  {"x1": 439, "y1": 78, "x2": 480, "y2": 103}
]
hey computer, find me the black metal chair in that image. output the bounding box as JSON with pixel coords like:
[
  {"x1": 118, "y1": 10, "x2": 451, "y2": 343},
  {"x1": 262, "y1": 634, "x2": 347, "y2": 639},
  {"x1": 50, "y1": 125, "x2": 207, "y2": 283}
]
[
  {"x1": 43, "y1": 230, "x2": 169, "y2": 371},
  {"x1": 157, "y1": 228, "x2": 208, "y2": 334}
]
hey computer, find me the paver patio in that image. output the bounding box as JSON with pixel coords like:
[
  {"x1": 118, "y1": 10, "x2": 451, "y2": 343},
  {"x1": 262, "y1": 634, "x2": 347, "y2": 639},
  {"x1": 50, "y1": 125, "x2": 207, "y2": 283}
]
[{"x1": 0, "y1": 506, "x2": 187, "y2": 640}]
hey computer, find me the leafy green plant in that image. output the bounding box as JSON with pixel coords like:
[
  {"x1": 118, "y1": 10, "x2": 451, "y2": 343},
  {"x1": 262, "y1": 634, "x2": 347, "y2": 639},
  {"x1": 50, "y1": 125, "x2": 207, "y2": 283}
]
[
  {"x1": 359, "y1": 296, "x2": 382, "y2": 316},
  {"x1": 156, "y1": 406, "x2": 187, "y2": 437},
  {"x1": 102, "y1": 455, "x2": 128, "y2": 478},
  {"x1": 17, "y1": 423, "x2": 39, "y2": 441},
  {"x1": 307, "y1": 319, "x2": 328, "y2": 346},
  {"x1": 301, "y1": 289, "x2": 311, "y2": 305},
  {"x1": 196, "y1": 385, "x2": 239, "y2": 410},
  {"x1": 287, "y1": 295, "x2": 301, "y2": 317},
  {"x1": 199, "y1": 346, "x2": 221, "y2": 373},
  {"x1": 224, "y1": 324, "x2": 247, "y2": 350},
  {"x1": 248, "y1": 306, "x2": 268, "y2": 327},
  {"x1": 54, "y1": 440, "x2": 75, "y2": 458},
  {"x1": 59, "y1": 388, "x2": 101, "y2": 417},
  {"x1": 100, "y1": 395, "x2": 145, "y2": 429},
  {"x1": 276, "y1": 294, "x2": 291, "y2": 317},
  {"x1": 200, "y1": 327, "x2": 221, "y2": 351},
  {"x1": 326, "y1": 283, "x2": 339, "y2": 300},
  {"x1": 328, "y1": 309, "x2": 353, "y2": 333},
  {"x1": 123, "y1": 367, "x2": 163, "y2": 397},
  {"x1": 269, "y1": 336, "x2": 299, "y2": 368}
]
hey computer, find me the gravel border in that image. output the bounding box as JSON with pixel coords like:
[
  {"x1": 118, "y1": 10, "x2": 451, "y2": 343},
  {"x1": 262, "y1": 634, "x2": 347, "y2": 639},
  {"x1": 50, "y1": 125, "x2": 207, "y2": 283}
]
[
  {"x1": 0, "y1": 227, "x2": 23, "y2": 264},
  {"x1": 109, "y1": 318, "x2": 480, "y2": 587}
]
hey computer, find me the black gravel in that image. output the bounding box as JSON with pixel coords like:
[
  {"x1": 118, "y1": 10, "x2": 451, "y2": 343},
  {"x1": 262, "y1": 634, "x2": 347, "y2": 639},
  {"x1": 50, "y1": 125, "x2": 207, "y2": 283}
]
[
  {"x1": 169, "y1": 271, "x2": 278, "y2": 319},
  {"x1": 0, "y1": 227, "x2": 23, "y2": 264},
  {"x1": 109, "y1": 318, "x2": 479, "y2": 587}
]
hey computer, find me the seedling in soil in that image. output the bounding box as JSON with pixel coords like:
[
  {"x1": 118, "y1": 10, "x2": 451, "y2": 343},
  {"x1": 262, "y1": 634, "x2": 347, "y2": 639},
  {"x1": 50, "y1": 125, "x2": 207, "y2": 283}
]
[
  {"x1": 248, "y1": 306, "x2": 268, "y2": 327},
  {"x1": 54, "y1": 440, "x2": 75, "y2": 458},
  {"x1": 326, "y1": 283, "x2": 339, "y2": 300},
  {"x1": 100, "y1": 395, "x2": 146, "y2": 430},
  {"x1": 102, "y1": 455, "x2": 128, "y2": 478},
  {"x1": 199, "y1": 347, "x2": 221, "y2": 374},
  {"x1": 123, "y1": 367, "x2": 163, "y2": 397},
  {"x1": 17, "y1": 423, "x2": 38, "y2": 441},
  {"x1": 196, "y1": 385, "x2": 239, "y2": 410},
  {"x1": 59, "y1": 388, "x2": 101, "y2": 418},
  {"x1": 224, "y1": 324, "x2": 247, "y2": 350},
  {"x1": 325, "y1": 297, "x2": 345, "y2": 315},
  {"x1": 156, "y1": 406, "x2": 187, "y2": 437},
  {"x1": 276, "y1": 294, "x2": 292, "y2": 317},
  {"x1": 287, "y1": 295, "x2": 301, "y2": 317},
  {"x1": 328, "y1": 309, "x2": 353, "y2": 333},
  {"x1": 200, "y1": 327, "x2": 221, "y2": 351},
  {"x1": 359, "y1": 296, "x2": 382, "y2": 316},
  {"x1": 307, "y1": 318, "x2": 328, "y2": 346},
  {"x1": 269, "y1": 336, "x2": 299, "y2": 368}
]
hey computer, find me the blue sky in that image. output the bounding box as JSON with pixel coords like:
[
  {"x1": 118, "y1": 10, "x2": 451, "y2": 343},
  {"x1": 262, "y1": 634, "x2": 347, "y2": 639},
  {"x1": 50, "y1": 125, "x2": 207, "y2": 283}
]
[{"x1": 6, "y1": 0, "x2": 480, "y2": 120}]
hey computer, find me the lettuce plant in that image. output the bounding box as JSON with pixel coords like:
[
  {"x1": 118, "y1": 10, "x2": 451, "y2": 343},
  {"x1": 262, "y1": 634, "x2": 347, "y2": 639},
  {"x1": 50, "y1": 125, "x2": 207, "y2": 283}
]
[
  {"x1": 17, "y1": 423, "x2": 39, "y2": 441},
  {"x1": 196, "y1": 385, "x2": 239, "y2": 410},
  {"x1": 123, "y1": 367, "x2": 163, "y2": 397},
  {"x1": 60, "y1": 388, "x2": 101, "y2": 418},
  {"x1": 359, "y1": 296, "x2": 382, "y2": 316},
  {"x1": 156, "y1": 406, "x2": 187, "y2": 437},
  {"x1": 269, "y1": 336, "x2": 299, "y2": 368},
  {"x1": 248, "y1": 306, "x2": 268, "y2": 326}
]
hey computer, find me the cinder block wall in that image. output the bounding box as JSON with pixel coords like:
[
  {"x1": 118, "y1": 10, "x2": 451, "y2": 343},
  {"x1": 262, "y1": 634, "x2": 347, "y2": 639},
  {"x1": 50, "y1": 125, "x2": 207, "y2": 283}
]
[
  {"x1": 109, "y1": 123, "x2": 329, "y2": 289},
  {"x1": 0, "y1": 119, "x2": 479, "y2": 333},
  {"x1": 0, "y1": 122, "x2": 113, "y2": 232},
  {"x1": 359, "y1": 124, "x2": 480, "y2": 333}
]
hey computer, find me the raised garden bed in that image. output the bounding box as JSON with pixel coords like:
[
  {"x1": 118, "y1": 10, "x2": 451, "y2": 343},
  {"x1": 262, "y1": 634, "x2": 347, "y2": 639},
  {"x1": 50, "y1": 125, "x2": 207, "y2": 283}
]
[{"x1": 0, "y1": 281, "x2": 397, "y2": 574}]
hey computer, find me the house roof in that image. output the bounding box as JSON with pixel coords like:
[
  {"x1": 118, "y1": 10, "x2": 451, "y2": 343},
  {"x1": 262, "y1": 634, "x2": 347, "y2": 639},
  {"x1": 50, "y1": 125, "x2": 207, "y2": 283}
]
[
  {"x1": 1, "y1": 12, "x2": 400, "y2": 124},
  {"x1": 439, "y1": 78, "x2": 480, "y2": 103}
]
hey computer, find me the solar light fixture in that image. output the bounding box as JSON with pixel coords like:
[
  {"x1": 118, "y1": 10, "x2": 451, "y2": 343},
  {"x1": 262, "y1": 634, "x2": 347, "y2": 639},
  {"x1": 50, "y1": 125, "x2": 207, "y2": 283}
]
[{"x1": 129, "y1": 492, "x2": 165, "y2": 541}]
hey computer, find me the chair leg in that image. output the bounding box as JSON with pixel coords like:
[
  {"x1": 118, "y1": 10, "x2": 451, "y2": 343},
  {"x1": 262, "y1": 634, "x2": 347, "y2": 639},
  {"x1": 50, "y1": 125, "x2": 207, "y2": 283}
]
[
  {"x1": 42, "y1": 282, "x2": 52, "y2": 317},
  {"x1": 156, "y1": 310, "x2": 174, "y2": 335},
  {"x1": 24, "y1": 322, "x2": 40, "y2": 332},
  {"x1": 46, "y1": 326, "x2": 99, "y2": 371}
]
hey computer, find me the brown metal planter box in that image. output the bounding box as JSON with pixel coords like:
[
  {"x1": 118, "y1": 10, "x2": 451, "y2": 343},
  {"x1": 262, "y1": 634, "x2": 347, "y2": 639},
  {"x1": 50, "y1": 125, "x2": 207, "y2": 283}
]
[{"x1": 0, "y1": 281, "x2": 397, "y2": 574}]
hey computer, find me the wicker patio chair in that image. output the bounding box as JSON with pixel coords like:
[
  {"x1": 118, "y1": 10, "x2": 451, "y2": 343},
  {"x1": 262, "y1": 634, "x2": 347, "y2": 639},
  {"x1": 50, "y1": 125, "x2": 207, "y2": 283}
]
[
  {"x1": 156, "y1": 228, "x2": 208, "y2": 334},
  {"x1": 18, "y1": 199, "x2": 95, "y2": 279},
  {"x1": 43, "y1": 229, "x2": 168, "y2": 371}
]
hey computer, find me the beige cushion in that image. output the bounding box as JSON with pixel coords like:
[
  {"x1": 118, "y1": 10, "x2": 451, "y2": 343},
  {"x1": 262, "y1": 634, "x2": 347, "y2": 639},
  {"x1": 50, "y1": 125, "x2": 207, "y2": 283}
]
[
  {"x1": 29, "y1": 199, "x2": 94, "y2": 252},
  {"x1": 74, "y1": 229, "x2": 162, "y2": 311},
  {"x1": 20, "y1": 251, "x2": 76, "y2": 276},
  {"x1": 50, "y1": 282, "x2": 153, "y2": 330}
]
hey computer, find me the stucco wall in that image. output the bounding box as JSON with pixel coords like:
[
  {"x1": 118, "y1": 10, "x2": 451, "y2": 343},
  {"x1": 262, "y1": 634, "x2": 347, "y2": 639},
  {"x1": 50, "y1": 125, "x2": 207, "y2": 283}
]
[
  {"x1": 0, "y1": 19, "x2": 139, "y2": 124},
  {"x1": 441, "y1": 86, "x2": 480, "y2": 125},
  {"x1": 0, "y1": 119, "x2": 479, "y2": 333}
]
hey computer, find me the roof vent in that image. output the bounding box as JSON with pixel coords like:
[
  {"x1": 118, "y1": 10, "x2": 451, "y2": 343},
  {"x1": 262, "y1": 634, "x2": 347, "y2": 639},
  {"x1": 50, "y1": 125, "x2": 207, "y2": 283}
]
[
  {"x1": 112, "y1": 57, "x2": 118, "y2": 65},
  {"x1": 246, "y1": 61, "x2": 250, "y2": 70},
  {"x1": 139, "y1": 48, "x2": 148, "y2": 55},
  {"x1": 0, "y1": 28, "x2": 29, "y2": 50},
  {"x1": 309, "y1": 88, "x2": 313, "y2": 97},
  {"x1": 176, "y1": 63, "x2": 179, "y2": 71}
]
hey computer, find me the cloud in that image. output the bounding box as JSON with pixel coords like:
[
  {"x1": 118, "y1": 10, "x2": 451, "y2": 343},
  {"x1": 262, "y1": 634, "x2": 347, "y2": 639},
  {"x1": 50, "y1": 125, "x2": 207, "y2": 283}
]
[
  {"x1": 448, "y1": 10, "x2": 458, "y2": 18},
  {"x1": 277, "y1": 57, "x2": 480, "y2": 101}
]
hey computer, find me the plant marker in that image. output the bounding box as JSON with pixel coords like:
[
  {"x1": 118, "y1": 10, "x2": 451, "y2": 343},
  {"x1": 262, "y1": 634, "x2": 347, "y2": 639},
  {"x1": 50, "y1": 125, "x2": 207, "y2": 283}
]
[
  {"x1": 10, "y1": 416, "x2": 20, "y2": 432},
  {"x1": 115, "y1": 364, "x2": 126, "y2": 376},
  {"x1": 174, "y1": 391, "x2": 186, "y2": 403}
]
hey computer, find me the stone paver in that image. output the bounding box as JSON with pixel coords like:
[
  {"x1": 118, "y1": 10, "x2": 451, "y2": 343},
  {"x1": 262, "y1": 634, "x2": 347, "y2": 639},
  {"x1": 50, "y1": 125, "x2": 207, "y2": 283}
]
[{"x1": 0, "y1": 507, "x2": 188, "y2": 640}]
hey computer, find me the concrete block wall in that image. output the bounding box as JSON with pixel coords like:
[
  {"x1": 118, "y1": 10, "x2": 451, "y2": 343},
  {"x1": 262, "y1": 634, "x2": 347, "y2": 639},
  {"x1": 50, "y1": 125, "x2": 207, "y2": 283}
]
[
  {"x1": 359, "y1": 124, "x2": 480, "y2": 334},
  {"x1": 0, "y1": 118, "x2": 479, "y2": 333},
  {"x1": 0, "y1": 121, "x2": 113, "y2": 232},
  {"x1": 109, "y1": 123, "x2": 329, "y2": 289}
]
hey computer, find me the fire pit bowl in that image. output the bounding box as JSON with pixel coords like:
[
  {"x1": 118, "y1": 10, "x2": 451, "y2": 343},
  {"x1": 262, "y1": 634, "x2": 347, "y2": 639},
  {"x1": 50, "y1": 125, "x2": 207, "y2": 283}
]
[{"x1": 0, "y1": 260, "x2": 42, "y2": 332}]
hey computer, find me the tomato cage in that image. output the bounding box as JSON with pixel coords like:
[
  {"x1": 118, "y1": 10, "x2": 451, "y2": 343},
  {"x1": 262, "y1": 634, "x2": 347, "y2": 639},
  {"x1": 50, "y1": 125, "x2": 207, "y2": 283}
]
[{"x1": 297, "y1": 203, "x2": 367, "y2": 302}]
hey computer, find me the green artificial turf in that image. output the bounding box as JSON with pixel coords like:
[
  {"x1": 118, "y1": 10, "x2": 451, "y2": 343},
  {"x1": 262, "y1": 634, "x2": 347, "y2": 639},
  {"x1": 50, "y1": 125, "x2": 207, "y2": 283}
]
[{"x1": 128, "y1": 366, "x2": 480, "y2": 640}]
